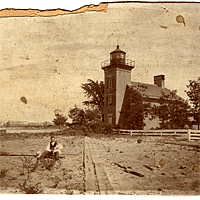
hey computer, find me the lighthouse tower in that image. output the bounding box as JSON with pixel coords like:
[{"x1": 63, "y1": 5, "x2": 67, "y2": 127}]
[{"x1": 101, "y1": 46, "x2": 135, "y2": 126}]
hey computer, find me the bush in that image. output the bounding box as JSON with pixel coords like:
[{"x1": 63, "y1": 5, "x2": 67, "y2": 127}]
[
  {"x1": 102, "y1": 123, "x2": 113, "y2": 134},
  {"x1": 19, "y1": 156, "x2": 34, "y2": 174},
  {"x1": 19, "y1": 179, "x2": 43, "y2": 194},
  {"x1": 0, "y1": 169, "x2": 8, "y2": 178},
  {"x1": 40, "y1": 158, "x2": 56, "y2": 170}
]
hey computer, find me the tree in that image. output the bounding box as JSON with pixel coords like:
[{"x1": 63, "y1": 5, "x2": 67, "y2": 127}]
[
  {"x1": 52, "y1": 109, "x2": 68, "y2": 129},
  {"x1": 81, "y1": 79, "x2": 104, "y2": 120},
  {"x1": 120, "y1": 85, "x2": 151, "y2": 130},
  {"x1": 84, "y1": 107, "x2": 102, "y2": 123},
  {"x1": 68, "y1": 105, "x2": 85, "y2": 126},
  {"x1": 185, "y1": 79, "x2": 200, "y2": 130},
  {"x1": 68, "y1": 105, "x2": 103, "y2": 132},
  {"x1": 152, "y1": 90, "x2": 191, "y2": 129},
  {"x1": 84, "y1": 107, "x2": 103, "y2": 132}
]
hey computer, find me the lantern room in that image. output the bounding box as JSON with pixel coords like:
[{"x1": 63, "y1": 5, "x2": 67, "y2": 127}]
[{"x1": 110, "y1": 45, "x2": 126, "y2": 65}]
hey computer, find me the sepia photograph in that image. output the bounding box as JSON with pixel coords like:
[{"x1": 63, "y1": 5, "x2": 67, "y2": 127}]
[{"x1": 0, "y1": 1, "x2": 200, "y2": 195}]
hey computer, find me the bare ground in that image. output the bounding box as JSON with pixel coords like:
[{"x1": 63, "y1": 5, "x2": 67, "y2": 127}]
[
  {"x1": 0, "y1": 130, "x2": 200, "y2": 195},
  {"x1": 88, "y1": 134, "x2": 200, "y2": 195},
  {"x1": 0, "y1": 131, "x2": 85, "y2": 194}
]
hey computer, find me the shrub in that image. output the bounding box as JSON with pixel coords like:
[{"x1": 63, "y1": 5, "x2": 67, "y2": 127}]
[
  {"x1": 40, "y1": 158, "x2": 56, "y2": 170},
  {"x1": 19, "y1": 156, "x2": 34, "y2": 174},
  {"x1": 19, "y1": 179, "x2": 43, "y2": 194},
  {"x1": 0, "y1": 169, "x2": 8, "y2": 178},
  {"x1": 102, "y1": 123, "x2": 113, "y2": 134}
]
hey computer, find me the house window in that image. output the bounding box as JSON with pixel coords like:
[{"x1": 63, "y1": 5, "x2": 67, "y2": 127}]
[
  {"x1": 107, "y1": 76, "x2": 113, "y2": 88},
  {"x1": 107, "y1": 114, "x2": 113, "y2": 125},
  {"x1": 108, "y1": 94, "x2": 113, "y2": 106}
]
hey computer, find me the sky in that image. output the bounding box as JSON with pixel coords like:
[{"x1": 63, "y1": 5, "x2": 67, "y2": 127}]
[{"x1": 0, "y1": 2, "x2": 200, "y2": 123}]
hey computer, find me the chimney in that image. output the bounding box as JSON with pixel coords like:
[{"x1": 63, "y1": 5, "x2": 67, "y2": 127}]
[{"x1": 154, "y1": 75, "x2": 165, "y2": 88}]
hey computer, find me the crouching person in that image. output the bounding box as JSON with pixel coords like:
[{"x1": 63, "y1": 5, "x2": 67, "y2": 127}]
[{"x1": 37, "y1": 136, "x2": 63, "y2": 160}]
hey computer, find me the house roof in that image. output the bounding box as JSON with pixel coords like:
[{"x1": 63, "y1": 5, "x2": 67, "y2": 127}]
[{"x1": 128, "y1": 82, "x2": 182, "y2": 100}]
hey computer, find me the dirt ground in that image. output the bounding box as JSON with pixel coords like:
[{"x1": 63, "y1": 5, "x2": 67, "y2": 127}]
[
  {"x1": 0, "y1": 131, "x2": 85, "y2": 194},
  {"x1": 89, "y1": 134, "x2": 200, "y2": 195},
  {"x1": 0, "y1": 130, "x2": 200, "y2": 195}
]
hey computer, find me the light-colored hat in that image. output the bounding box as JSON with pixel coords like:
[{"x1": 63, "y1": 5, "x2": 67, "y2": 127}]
[{"x1": 36, "y1": 151, "x2": 42, "y2": 158}]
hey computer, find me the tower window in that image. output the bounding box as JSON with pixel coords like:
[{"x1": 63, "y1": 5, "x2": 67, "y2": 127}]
[
  {"x1": 107, "y1": 76, "x2": 113, "y2": 88},
  {"x1": 130, "y1": 103, "x2": 135, "y2": 110},
  {"x1": 108, "y1": 94, "x2": 113, "y2": 106},
  {"x1": 107, "y1": 114, "x2": 113, "y2": 125}
]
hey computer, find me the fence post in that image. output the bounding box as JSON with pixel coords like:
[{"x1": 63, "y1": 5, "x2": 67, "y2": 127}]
[
  {"x1": 130, "y1": 131, "x2": 133, "y2": 136},
  {"x1": 188, "y1": 129, "x2": 191, "y2": 142},
  {"x1": 161, "y1": 131, "x2": 162, "y2": 137}
]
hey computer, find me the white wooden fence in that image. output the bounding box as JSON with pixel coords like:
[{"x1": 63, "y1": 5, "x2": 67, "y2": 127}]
[{"x1": 112, "y1": 129, "x2": 200, "y2": 142}]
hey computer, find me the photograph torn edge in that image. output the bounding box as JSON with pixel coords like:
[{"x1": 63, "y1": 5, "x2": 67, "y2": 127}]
[{"x1": 0, "y1": 3, "x2": 108, "y2": 18}]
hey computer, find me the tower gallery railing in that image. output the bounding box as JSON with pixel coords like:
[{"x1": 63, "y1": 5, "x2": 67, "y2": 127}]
[{"x1": 101, "y1": 59, "x2": 135, "y2": 68}]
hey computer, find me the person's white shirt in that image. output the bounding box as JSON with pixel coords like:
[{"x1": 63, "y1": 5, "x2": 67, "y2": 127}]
[{"x1": 46, "y1": 141, "x2": 63, "y2": 154}]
